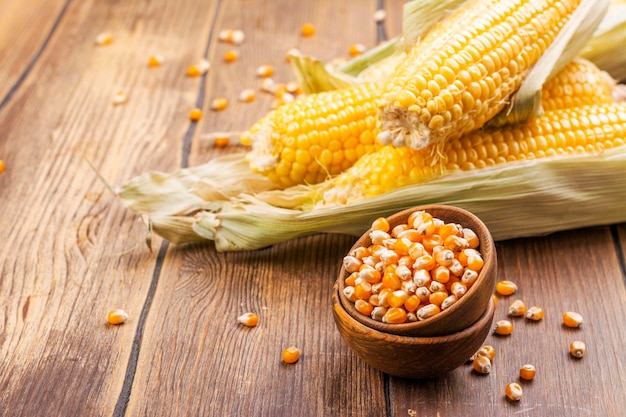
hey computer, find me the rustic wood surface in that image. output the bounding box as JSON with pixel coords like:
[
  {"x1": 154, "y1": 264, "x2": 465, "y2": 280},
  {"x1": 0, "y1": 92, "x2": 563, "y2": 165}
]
[{"x1": 1, "y1": 1, "x2": 625, "y2": 416}]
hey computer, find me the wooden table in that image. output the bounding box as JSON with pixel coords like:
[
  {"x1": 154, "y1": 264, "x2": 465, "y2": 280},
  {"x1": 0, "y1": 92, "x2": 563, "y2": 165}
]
[{"x1": 2, "y1": 1, "x2": 625, "y2": 416}]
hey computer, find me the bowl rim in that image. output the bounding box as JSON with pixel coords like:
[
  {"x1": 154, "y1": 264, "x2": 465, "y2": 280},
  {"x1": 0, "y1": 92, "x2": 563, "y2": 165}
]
[
  {"x1": 337, "y1": 204, "x2": 496, "y2": 337},
  {"x1": 332, "y1": 282, "x2": 496, "y2": 343}
]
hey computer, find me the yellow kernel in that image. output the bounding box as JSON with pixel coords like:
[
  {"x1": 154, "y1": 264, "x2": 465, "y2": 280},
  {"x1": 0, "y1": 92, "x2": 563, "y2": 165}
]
[
  {"x1": 383, "y1": 307, "x2": 408, "y2": 324},
  {"x1": 507, "y1": 299, "x2": 527, "y2": 317},
  {"x1": 569, "y1": 340, "x2": 586, "y2": 358},
  {"x1": 301, "y1": 23, "x2": 316, "y2": 37},
  {"x1": 355, "y1": 299, "x2": 374, "y2": 316},
  {"x1": 505, "y1": 382, "x2": 523, "y2": 401},
  {"x1": 187, "y1": 65, "x2": 202, "y2": 77},
  {"x1": 495, "y1": 280, "x2": 518, "y2": 296},
  {"x1": 0, "y1": 160, "x2": 5, "y2": 174},
  {"x1": 238, "y1": 89, "x2": 256, "y2": 103},
  {"x1": 472, "y1": 355, "x2": 492, "y2": 374},
  {"x1": 282, "y1": 346, "x2": 300, "y2": 364},
  {"x1": 94, "y1": 33, "x2": 113, "y2": 46},
  {"x1": 563, "y1": 311, "x2": 584, "y2": 328},
  {"x1": 107, "y1": 309, "x2": 128, "y2": 325},
  {"x1": 349, "y1": 43, "x2": 366, "y2": 57},
  {"x1": 519, "y1": 364, "x2": 536, "y2": 380},
  {"x1": 371, "y1": 217, "x2": 390, "y2": 232},
  {"x1": 237, "y1": 312, "x2": 259, "y2": 327},
  {"x1": 224, "y1": 50, "x2": 238, "y2": 62},
  {"x1": 474, "y1": 345, "x2": 496, "y2": 361},
  {"x1": 525, "y1": 306, "x2": 544, "y2": 321},
  {"x1": 210, "y1": 97, "x2": 228, "y2": 111},
  {"x1": 417, "y1": 304, "x2": 440, "y2": 320},
  {"x1": 256, "y1": 65, "x2": 274, "y2": 78},
  {"x1": 213, "y1": 136, "x2": 230, "y2": 148},
  {"x1": 189, "y1": 108, "x2": 203, "y2": 122},
  {"x1": 148, "y1": 54, "x2": 164, "y2": 67},
  {"x1": 494, "y1": 319, "x2": 513, "y2": 335},
  {"x1": 112, "y1": 91, "x2": 128, "y2": 105}
]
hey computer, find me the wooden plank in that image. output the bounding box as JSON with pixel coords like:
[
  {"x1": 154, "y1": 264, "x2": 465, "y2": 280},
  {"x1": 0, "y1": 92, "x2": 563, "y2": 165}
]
[
  {"x1": 127, "y1": 1, "x2": 389, "y2": 416},
  {"x1": 387, "y1": 226, "x2": 626, "y2": 416},
  {"x1": 0, "y1": 0, "x2": 220, "y2": 415},
  {"x1": 0, "y1": 0, "x2": 68, "y2": 103}
]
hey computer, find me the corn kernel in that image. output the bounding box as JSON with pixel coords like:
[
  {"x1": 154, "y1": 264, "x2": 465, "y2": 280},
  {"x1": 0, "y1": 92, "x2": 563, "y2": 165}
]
[
  {"x1": 107, "y1": 309, "x2": 128, "y2": 325},
  {"x1": 218, "y1": 29, "x2": 245, "y2": 45},
  {"x1": 189, "y1": 108, "x2": 203, "y2": 122},
  {"x1": 213, "y1": 136, "x2": 230, "y2": 148},
  {"x1": 505, "y1": 382, "x2": 523, "y2": 401},
  {"x1": 417, "y1": 304, "x2": 440, "y2": 320},
  {"x1": 525, "y1": 305, "x2": 544, "y2": 321},
  {"x1": 301, "y1": 23, "x2": 316, "y2": 37},
  {"x1": 239, "y1": 89, "x2": 256, "y2": 103},
  {"x1": 112, "y1": 91, "x2": 128, "y2": 105},
  {"x1": 519, "y1": 364, "x2": 536, "y2": 381},
  {"x1": 187, "y1": 65, "x2": 202, "y2": 77},
  {"x1": 94, "y1": 33, "x2": 113, "y2": 46},
  {"x1": 210, "y1": 97, "x2": 228, "y2": 111},
  {"x1": 349, "y1": 43, "x2": 366, "y2": 57},
  {"x1": 563, "y1": 311, "x2": 584, "y2": 328},
  {"x1": 495, "y1": 280, "x2": 518, "y2": 296},
  {"x1": 569, "y1": 341, "x2": 586, "y2": 358},
  {"x1": 224, "y1": 50, "x2": 239, "y2": 63},
  {"x1": 472, "y1": 355, "x2": 491, "y2": 374},
  {"x1": 372, "y1": 9, "x2": 386, "y2": 22},
  {"x1": 507, "y1": 299, "x2": 527, "y2": 317},
  {"x1": 493, "y1": 319, "x2": 513, "y2": 335},
  {"x1": 237, "y1": 312, "x2": 259, "y2": 327},
  {"x1": 148, "y1": 54, "x2": 164, "y2": 67},
  {"x1": 473, "y1": 345, "x2": 496, "y2": 361},
  {"x1": 0, "y1": 160, "x2": 5, "y2": 174},
  {"x1": 282, "y1": 347, "x2": 300, "y2": 364},
  {"x1": 256, "y1": 65, "x2": 274, "y2": 78}
]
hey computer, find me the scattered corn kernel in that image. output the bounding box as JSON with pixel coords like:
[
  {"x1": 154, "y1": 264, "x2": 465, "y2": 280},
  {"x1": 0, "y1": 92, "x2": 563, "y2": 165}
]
[
  {"x1": 525, "y1": 306, "x2": 545, "y2": 321},
  {"x1": 300, "y1": 23, "x2": 316, "y2": 37},
  {"x1": 256, "y1": 65, "x2": 274, "y2": 78},
  {"x1": 218, "y1": 29, "x2": 245, "y2": 45},
  {"x1": 0, "y1": 160, "x2": 5, "y2": 174},
  {"x1": 224, "y1": 50, "x2": 239, "y2": 63},
  {"x1": 373, "y1": 9, "x2": 386, "y2": 22},
  {"x1": 213, "y1": 136, "x2": 230, "y2": 148},
  {"x1": 112, "y1": 91, "x2": 128, "y2": 105},
  {"x1": 473, "y1": 345, "x2": 496, "y2": 361},
  {"x1": 472, "y1": 355, "x2": 492, "y2": 374},
  {"x1": 239, "y1": 89, "x2": 256, "y2": 103},
  {"x1": 187, "y1": 65, "x2": 202, "y2": 77},
  {"x1": 285, "y1": 81, "x2": 301, "y2": 95},
  {"x1": 210, "y1": 97, "x2": 228, "y2": 111},
  {"x1": 563, "y1": 311, "x2": 584, "y2": 328},
  {"x1": 282, "y1": 346, "x2": 300, "y2": 364},
  {"x1": 508, "y1": 299, "x2": 527, "y2": 317},
  {"x1": 495, "y1": 280, "x2": 518, "y2": 296},
  {"x1": 237, "y1": 312, "x2": 259, "y2": 327},
  {"x1": 493, "y1": 319, "x2": 513, "y2": 335},
  {"x1": 349, "y1": 43, "x2": 366, "y2": 57},
  {"x1": 189, "y1": 108, "x2": 203, "y2": 122},
  {"x1": 569, "y1": 341, "x2": 586, "y2": 358},
  {"x1": 519, "y1": 364, "x2": 536, "y2": 381},
  {"x1": 94, "y1": 33, "x2": 113, "y2": 46},
  {"x1": 107, "y1": 309, "x2": 128, "y2": 325},
  {"x1": 285, "y1": 47, "x2": 300, "y2": 63},
  {"x1": 148, "y1": 54, "x2": 165, "y2": 67},
  {"x1": 505, "y1": 382, "x2": 523, "y2": 401}
]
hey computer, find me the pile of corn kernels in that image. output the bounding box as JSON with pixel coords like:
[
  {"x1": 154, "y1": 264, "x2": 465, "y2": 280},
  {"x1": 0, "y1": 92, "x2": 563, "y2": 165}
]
[{"x1": 341, "y1": 210, "x2": 484, "y2": 324}]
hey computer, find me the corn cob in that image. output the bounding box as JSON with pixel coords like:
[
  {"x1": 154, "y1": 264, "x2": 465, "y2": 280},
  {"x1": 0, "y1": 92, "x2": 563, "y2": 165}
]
[
  {"x1": 243, "y1": 81, "x2": 383, "y2": 188},
  {"x1": 378, "y1": 0, "x2": 583, "y2": 150},
  {"x1": 319, "y1": 102, "x2": 626, "y2": 206}
]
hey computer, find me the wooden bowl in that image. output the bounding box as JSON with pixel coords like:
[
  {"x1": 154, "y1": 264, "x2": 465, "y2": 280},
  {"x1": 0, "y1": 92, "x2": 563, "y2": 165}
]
[
  {"x1": 337, "y1": 204, "x2": 496, "y2": 337},
  {"x1": 332, "y1": 285, "x2": 495, "y2": 379}
]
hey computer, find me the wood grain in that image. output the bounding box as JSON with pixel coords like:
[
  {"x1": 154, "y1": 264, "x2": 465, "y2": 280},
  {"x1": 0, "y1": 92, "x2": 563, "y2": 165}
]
[{"x1": 1, "y1": 0, "x2": 625, "y2": 416}]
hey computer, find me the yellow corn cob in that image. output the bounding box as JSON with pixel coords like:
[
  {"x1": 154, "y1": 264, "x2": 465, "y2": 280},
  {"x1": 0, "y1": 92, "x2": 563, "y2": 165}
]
[
  {"x1": 244, "y1": 81, "x2": 383, "y2": 188},
  {"x1": 320, "y1": 102, "x2": 626, "y2": 206},
  {"x1": 540, "y1": 58, "x2": 614, "y2": 112},
  {"x1": 378, "y1": 0, "x2": 583, "y2": 150}
]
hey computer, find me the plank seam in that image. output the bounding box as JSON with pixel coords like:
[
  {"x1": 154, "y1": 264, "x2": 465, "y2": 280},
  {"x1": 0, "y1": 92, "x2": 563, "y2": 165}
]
[
  {"x1": 0, "y1": 0, "x2": 73, "y2": 112},
  {"x1": 610, "y1": 225, "x2": 626, "y2": 288},
  {"x1": 112, "y1": 241, "x2": 169, "y2": 417}
]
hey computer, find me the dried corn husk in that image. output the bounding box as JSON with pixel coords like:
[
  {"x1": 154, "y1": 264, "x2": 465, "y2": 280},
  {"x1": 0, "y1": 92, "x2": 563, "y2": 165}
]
[{"x1": 117, "y1": 146, "x2": 626, "y2": 251}]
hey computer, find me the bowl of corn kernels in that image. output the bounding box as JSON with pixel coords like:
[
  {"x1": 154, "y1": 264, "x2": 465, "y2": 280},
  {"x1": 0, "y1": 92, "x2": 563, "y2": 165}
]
[{"x1": 331, "y1": 205, "x2": 497, "y2": 378}]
